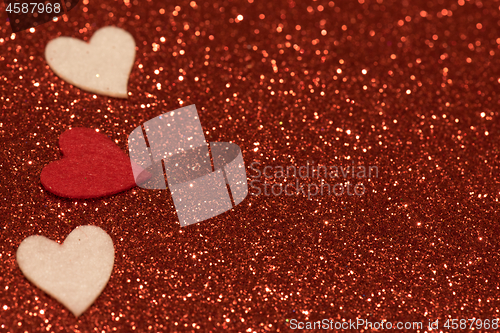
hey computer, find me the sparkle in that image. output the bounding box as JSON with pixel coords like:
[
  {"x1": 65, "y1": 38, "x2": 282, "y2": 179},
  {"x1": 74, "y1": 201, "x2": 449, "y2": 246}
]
[{"x1": 0, "y1": 0, "x2": 498, "y2": 331}]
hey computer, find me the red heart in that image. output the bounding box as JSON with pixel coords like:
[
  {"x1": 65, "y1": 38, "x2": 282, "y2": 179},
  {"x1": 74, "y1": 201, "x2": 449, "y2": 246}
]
[{"x1": 41, "y1": 127, "x2": 149, "y2": 199}]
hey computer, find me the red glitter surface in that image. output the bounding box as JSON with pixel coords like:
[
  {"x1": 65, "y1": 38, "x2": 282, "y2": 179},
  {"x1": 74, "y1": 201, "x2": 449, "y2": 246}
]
[{"x1": 1, "y1": 0, "x2": 500, "y2": 332}]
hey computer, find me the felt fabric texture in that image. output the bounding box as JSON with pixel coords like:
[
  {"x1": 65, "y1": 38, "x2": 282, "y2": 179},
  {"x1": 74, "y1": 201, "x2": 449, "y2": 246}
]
[
  {"x1": 40, "y1": 127, "x2": 149, "y2": 199},
  {"x1": 45, "y1": 26, "x2": 135, "y2": 98},
  {"x1": 16, "y1": 226, "x2": 115, "y2": 317}
]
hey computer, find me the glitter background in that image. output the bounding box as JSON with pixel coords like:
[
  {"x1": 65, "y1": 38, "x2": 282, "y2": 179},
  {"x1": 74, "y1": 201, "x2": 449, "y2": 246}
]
[{"x1": 1, "y1": 0, "x2": 500, "y2": 331}]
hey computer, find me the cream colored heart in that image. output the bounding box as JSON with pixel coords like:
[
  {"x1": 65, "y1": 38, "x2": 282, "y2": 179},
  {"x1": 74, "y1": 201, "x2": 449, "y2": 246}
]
[
  {"x1": 16, "y1": 225, "x2": 114, "y2": 317},
  {"x1": 45, "y1": 26, "x2": 136, "y2": 98}
]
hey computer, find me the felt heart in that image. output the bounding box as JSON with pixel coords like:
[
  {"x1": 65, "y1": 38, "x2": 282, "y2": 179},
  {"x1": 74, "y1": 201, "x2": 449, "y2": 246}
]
[
  {"x1": 41, "y1": 127, "x2": 150, "y2": 199},
  {"x1": 45, "y1": 26, "x2": 135, "y2": 98},
  {"x1": 6, "y1": 0, "x2": 80, "y2": 33},
  {"x1": 16, "y1": 225, "x2": 114, "y2": 317}
]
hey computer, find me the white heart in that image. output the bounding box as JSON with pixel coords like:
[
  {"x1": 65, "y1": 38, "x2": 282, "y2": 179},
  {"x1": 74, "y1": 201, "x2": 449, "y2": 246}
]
[
  {"x1": 45, "y1": 26, "x2": 136, "y2": 98},
  {"x1": 16, "y1": 225, "x2": 115, "y2": 317}
]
